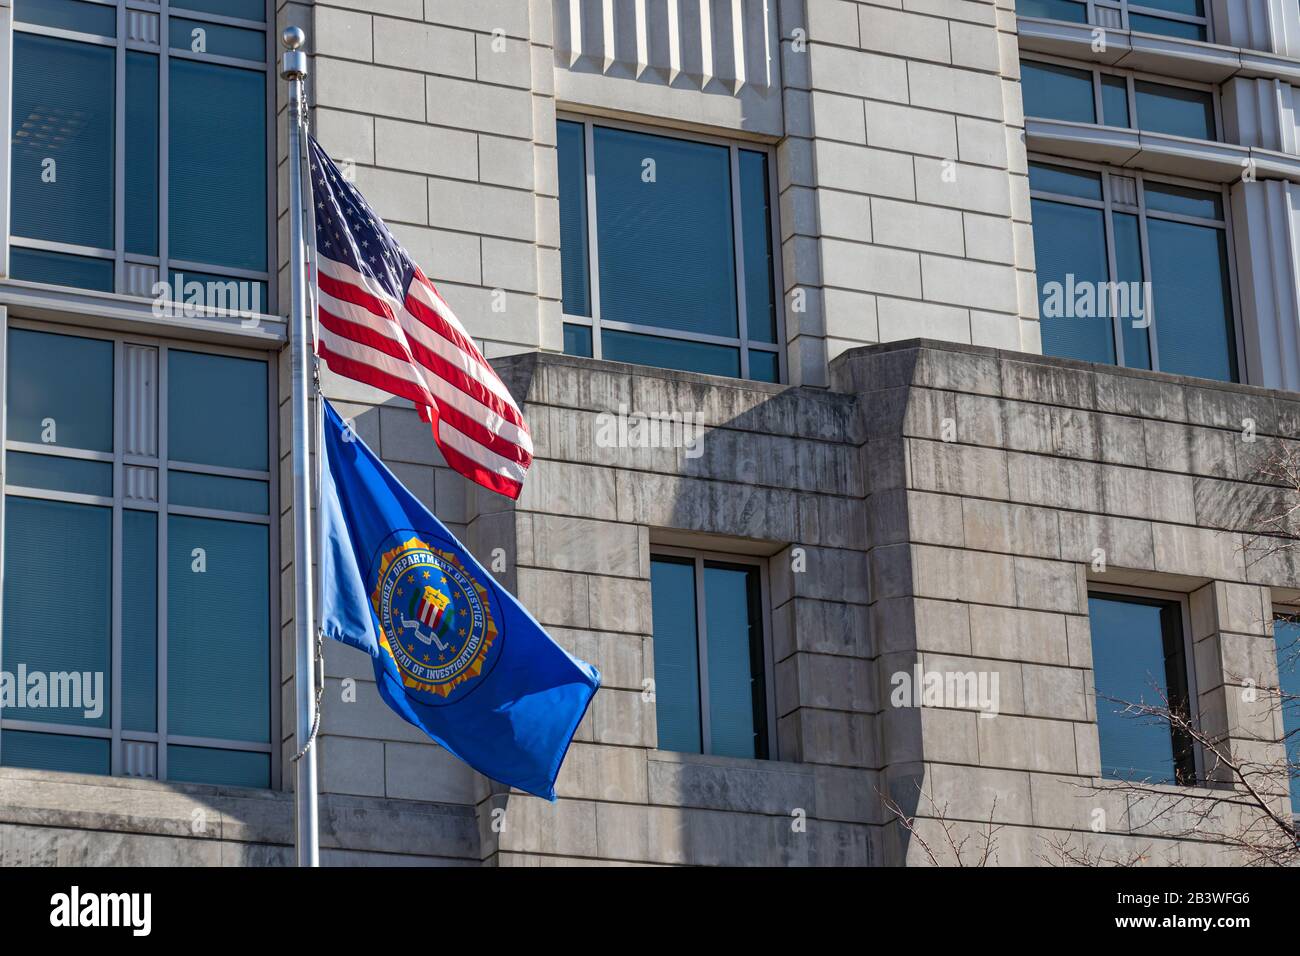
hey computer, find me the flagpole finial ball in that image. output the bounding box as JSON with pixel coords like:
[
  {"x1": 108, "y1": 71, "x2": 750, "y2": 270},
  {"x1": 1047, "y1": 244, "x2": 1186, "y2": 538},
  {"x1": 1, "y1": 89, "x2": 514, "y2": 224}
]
[{"x1": 282, "y1": 26, "x2": 306, "y2": 50}]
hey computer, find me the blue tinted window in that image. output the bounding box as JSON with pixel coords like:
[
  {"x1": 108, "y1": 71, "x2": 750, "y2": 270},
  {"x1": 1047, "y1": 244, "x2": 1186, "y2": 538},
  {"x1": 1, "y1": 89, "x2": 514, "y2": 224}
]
[
  {"x1": 9, "y1": 248, "x2": 114, "y2": 291},
  {"x1": 167, "y1": 270, "x2": 267, "y2": 314},
  {"x1": 1147, "y1": 218, "x2": 1236, "y2": 381},
  {"x1": 562, "y1": 323, "x2": 592, "y2": 357},
  {"x1": 1032, "y1": 198, "x2": 1114, "y2": 365},
  {"x1": 7, "y1": 329, "x2": 113, "y2": 451},
  {"x1": 16, "y1": 0, "x2": 115, "y2": 34},
  {"x1": 1101, "y1": 74, "x2": 1131, "y2": 128},
  {"x1": 748, "y1": 350, "x2": 780, "y2": 383},
  {"x1": 6, "y1": 452, "x2": 112, "y2": 496},
  {"x1": 557, "y1": 120, "x2": 591, "y2": 317},
  {"x1": 1112, "y1": 213, "x2": 1151, "y2": 370},
  {"x1": 1128, "y1": 13, "x2": 1206, "y2": 40},
  {"x1": 1028, "y1": 162, "x2": 1103, "y2": 200},
  {"x1": 123, "y1": 511, "x2": 158, "y2": 733},
  {"x1": 168, "y1": 351, "x2": 268, "y2": 470},
  {"x1": 169, "y1": 60, "x2": 266, "y2": 271},
  {"x1": 739, "y1": 150, "x2": 777, "y2": 344},
  {"x1": 1134, "y1": 0, "x2": 1204, "y2": 13},
  {"x1": 168, "y1": 745, "x2": 270, "y2": 788},
  {"x1": 3, "y1": 497, "x2": 111, "y2": 728},
  {"x1": 651, "y1": 557, "x2": 701, "y2": 754},
  {"x1": 11, "y1": 34, "x2": 115, "y2": 249},
  {"x1": 172, "y1": 0, "x2": 266, "y2": 21},
  {"x1": 1144, "y1": 181, "x2": 1222, "y2": 219},
  {"x1": 167, "y1": 516, "x2": 269, "y2": 742},
  {"x1": 0, "y1": 730, "x2": 110, "y2": 775},
  {"x1": 126, "y1": 53, "x2": 159, "y2": 256},
  {"x1": 1274, "y1": 617, "x2": 1300, "y2": 814},
  {"x1": 170, "y1": 18, "x2": 266, "y2": 61},
  {"x1": 1017, "y1": 0, "x2": 1087, "y2": 21},
  {"x1": 169, "y1": 471, "x2": 269, "y2": 514},
  {"x1": 1089, "y1": 594, "x2": 1193, "y2": 785},
  {"x1": 601, "y1": 329, "x2": 740, "y2": 378},
  {"x1": 594, "y1": 126, "x2": 738, "y2": 338},
  {"x1": 704, "y1": 564, "x2": 766, "y2": 759},
  {"x1": 1021, "y1": 60, "x2": 1096, "y2": 124},
  {"x1": 1135, "y1": 81, "x2": 1215, "y2": 139}
]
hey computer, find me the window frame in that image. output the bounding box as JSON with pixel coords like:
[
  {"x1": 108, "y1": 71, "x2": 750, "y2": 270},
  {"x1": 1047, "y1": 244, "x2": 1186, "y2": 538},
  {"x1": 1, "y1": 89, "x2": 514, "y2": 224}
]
[
  {"x1": 1027, "y1": 153, "x2": 1245, "y2": 380},
  {"x1": 0, "y1": 315, "x2": 280, "y2": 787},
  {"x1": 556, "y1": 112, "x2": 787, "y2": 384},
  {"x1": 1020, "y1": 0, "x2": 1212, "y2": 44},
  {"x1": 1087, "y1": 585, "x2": 1203, "y2": 786},
  {"x1": 650, "y1": 545, "x2": 777, "y2": 761},
  {"x1": 7, "y1": 0, "x2": 277, "y2": 308},
  {"x1": 1269, "y1": 604, "x2": 1300, "y2": 816},
  {"x1": 1020, "y1": 53, "x2": 1223, "y2": 141}
]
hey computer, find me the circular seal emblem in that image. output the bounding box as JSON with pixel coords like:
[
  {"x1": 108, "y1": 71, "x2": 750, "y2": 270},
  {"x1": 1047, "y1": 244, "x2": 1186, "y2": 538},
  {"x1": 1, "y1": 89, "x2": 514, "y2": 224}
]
[{"x1": 370, "y1": 536, "x2": 500, "y2": 705}]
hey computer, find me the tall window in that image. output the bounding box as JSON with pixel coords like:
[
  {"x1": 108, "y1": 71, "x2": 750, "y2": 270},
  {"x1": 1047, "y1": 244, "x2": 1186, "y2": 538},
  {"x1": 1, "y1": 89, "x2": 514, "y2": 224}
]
[
  {"x1": 557, "y1": 118, "x2": 783, "y2": 382},
  {"x1": 1017, "y1": 0, "x2": 1210, "y2": 42},
  {"x1": 0, "y1": 325, "x2": 275, "y2": 787},
  {"x1": 1272, "y1": 612, "x2": 1300, "y2": 815},
  {"x1": 650, "y1": 551, "x2": 773, "y2": 759},
  {"x1": 9, "y1": 0, "x2": 271, "y2": 306},
  {"x1": 1029, "y1": 160, "x2": 1238, "y2": 381},
  {"x1": 1088, "y1": 592, "x2": 1197, "y2": 785}
]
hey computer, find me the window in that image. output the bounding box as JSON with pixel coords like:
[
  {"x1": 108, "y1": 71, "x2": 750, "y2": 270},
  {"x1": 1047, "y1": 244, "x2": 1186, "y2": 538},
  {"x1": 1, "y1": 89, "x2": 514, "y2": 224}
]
[
  {"x1": 650, "y1": 551, "x2": 773, "y2": 759},
  {"x1": 1018, "y1": 0, "x2": 1209, "y2": 42},
  {"x1": 1088, "y1": 592, "x2": 1197, "y2": 785},
  {"x1": 557, "y1": 117, "x2": 783, "y2": 382},
  {"x1": 0, "y1": 325, "x2": 275, "y2": 787},
  {"x1": 1029, "y1": 160, "x2": 1238, "y2": 381},
  {"x1": 1272, "y1": 612, "x2": 1300, "y2": 815},
  {"x1": 10, "y1": 0, "x2": 271, "y2": 307},
  {"x1": 1020, "y1": 59, "x2": 1217, "y2": 140}
]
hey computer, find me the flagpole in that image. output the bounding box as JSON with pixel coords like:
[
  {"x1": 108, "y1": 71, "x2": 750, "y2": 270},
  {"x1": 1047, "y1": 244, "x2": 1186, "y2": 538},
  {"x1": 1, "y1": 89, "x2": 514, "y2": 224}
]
[{"x1": 282, "y1": 25, "x2": 320, "y2": 868}]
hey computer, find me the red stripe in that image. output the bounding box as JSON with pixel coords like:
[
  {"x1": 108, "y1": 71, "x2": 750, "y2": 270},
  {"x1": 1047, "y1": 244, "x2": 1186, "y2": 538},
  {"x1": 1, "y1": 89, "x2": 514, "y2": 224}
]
[
  {"x1": 436, "y1": 430, "x2": 524, "y2": 500},
  {"x1": 318, "y1": 305, "x2": 413, "y2": 368},
  {"x1": 320, "y1": 307, "x2": 529, "y2": 466},
  {"x1": 404, "y1": 334, "x2": 528, "y2": 434},
  {"x1": 435, "y1": 400, "x2": 533, "y2": 468},
  {"x1": 318, "y1": 269, "x2": 396, "y2": 322},
  {"x1": 404, "y1": 271, "x2": 511, "y2": 389},
  {"x1": 316, "y1": 339, "x2": 434, "y2": 411}
]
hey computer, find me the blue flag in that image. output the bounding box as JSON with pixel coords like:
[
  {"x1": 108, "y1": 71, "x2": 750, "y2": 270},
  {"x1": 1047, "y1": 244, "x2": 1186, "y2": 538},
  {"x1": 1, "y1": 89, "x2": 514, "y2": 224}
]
[{"x1": 317, "y1": 399, "x2": 600, "y2": 800}]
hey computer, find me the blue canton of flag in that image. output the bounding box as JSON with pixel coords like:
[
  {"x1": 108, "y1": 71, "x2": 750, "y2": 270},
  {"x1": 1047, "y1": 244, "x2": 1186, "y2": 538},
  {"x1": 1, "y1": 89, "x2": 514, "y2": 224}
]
[{"x1": 318, "y1": 399, "x2": 599, "y2": 800}]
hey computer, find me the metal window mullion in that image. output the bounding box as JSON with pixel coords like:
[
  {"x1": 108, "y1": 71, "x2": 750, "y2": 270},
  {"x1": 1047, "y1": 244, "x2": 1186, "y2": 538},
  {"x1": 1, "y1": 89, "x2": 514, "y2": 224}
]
[
  {"x1": 156, "y1": 344, "x2": 168, "y2": 781},
  {"x1": 758, "y1": 560, "x2": 777, "y2": 760},
  {"x1": 0, "y1": 310, "x2": 8, "y2": 766},
  {"x1": 1101, "y1": 172, "x2": 1125, "y2": 367},
  {"x1": 263, "y1": 0, "x2": 276, "y2": 315},
  {"x1": 114, "y1": 3, "x2": 126, "y2": 294},
  {"x1": 730, "y1": 146, "x2": 751, "y2": 380},
  {"x1": 583, "y1": 120, "x2": 603, "y2": 360},
  {"x1": 267, "y1": 350, "x2": 280, "y2": 789},
  {"x1": 764, "y1": 143, "x2": 787, "y2": 383},
  {"x1": 1219, "y1": 184, "x2": 1247, "y2": 383},
  {"x1": 693, "y1": 556, "x2": 710, "y2": 755},
  {"x1": 1135, "y1": 175, "x2": 1162, "y2": 373},
  {"x1": 110, "y1": 341, "x2": 124, "y2": 774},
  {"x1": 159, "y1": 1, "x2": 169, "y2": 290},
  {"x1": 1091, "y1": 70, "x2": 1104, "y2": 128}
]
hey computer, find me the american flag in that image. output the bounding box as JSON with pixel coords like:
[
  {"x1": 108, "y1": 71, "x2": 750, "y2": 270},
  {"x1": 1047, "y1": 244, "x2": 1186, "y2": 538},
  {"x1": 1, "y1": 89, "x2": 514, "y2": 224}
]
[{"x1": 308, "y1": 136, "x2": 532, "y2": 498}]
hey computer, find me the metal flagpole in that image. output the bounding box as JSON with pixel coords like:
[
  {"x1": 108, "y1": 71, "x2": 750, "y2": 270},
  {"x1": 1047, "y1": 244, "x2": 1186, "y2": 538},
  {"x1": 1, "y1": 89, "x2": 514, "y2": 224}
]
[{"x1": 282, "y1": 25, "x2": 320, "y2": 868}]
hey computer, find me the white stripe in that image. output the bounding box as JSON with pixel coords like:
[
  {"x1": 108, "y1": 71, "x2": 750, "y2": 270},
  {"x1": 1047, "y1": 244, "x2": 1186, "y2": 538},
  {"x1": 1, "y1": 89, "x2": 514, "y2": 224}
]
[
  {"x1": 318, "y1": 324, "x2": 433, "y2": 398},
  {"x1": 319, "y1": 285, "x2": 532, "y2": 453},
  {"x1": 320, "y1": 254, "x2": 522, "y2": 415},
  {"x1": 319, "y1": 313, "x2": 532, "y2": 459},
  {"x1": 437, "y1": 417, "x2": 530, "y2": 484}
]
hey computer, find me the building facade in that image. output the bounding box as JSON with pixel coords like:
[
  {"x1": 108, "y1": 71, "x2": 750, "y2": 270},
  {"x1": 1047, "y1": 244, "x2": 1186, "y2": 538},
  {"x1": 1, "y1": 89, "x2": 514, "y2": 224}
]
[{"x1": 0, "y1": 0, "x2": 1297, "y2": 865}]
